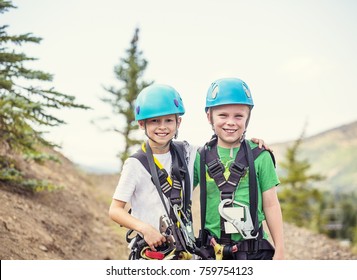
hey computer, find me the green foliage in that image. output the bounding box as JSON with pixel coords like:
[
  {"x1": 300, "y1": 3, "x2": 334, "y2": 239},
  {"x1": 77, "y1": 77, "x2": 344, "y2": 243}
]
[
  {"x1": 0, "y1": 0, "x2": 89, "y2": 191},
  {"x1": 278, "y1": 128, "x2": 325, "y2": 229},
  {"x1": 0, "y1": 154, "x2": 63, "y2": 192},
  {"x1": 279, "y1": 187, "x2": 323, "y2": 229},
  {"x1": 278, "y1": 127, "x2": 357, "y2": 246},
  {"x1": 100, "y1": 28, "x2": 152, "y2": 167},
  {"x1": 320, "y1": 193, "x2": 357, "y2": 245},
  {"x1": 279, "y1": 133, "x2": 325, "y2": 189}
]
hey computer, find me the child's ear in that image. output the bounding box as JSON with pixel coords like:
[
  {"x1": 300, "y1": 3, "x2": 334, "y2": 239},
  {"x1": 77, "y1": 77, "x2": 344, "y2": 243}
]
[
  {"x1": 138, "y1": 120, "x2": 145, "y2": 129},
  {"x1": 206, "y1": 111, "x2": 212, "y2": 125},
  {"x1": 177, "y1": 116, "x2": 182, "y2": 128}
]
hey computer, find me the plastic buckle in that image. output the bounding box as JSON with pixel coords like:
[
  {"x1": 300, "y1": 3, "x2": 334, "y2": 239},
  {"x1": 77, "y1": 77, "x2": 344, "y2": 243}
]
[
  {"x1": 247, "y1": 240, "x2": 259, "y2": 253},
  {"x1": 170, "y1": 197, "x2": 183, "y2": 207},
  {"x1": 207, "y1": 159, "x2": 225, "y2": 178},
  {"x1": 229, "y1": 162, "x2": 247, "y2": 177},
  {"x1": 220, "y1": 192, "x2": 234, "y2": 202},
  {"x1": 157, "y1": 168, "x2": 169, "y2": 184}
]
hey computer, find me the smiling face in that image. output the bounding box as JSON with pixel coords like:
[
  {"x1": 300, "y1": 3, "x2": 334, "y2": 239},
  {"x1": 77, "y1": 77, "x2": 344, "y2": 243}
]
[
  {"x1": 138, "y1": 114, "x2": 181, "y2": 153},
  {"x1": 207, "y1": 104, "x2": 250, "y2": 148}
]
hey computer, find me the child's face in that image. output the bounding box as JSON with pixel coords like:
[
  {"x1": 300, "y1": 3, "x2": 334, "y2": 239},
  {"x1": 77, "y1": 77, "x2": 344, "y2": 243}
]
[
  {"x1": 139, "y1": 114, "x2": 181, "y2": 153},
  {"x1": 207, "y1": 104, "x2": 250, "y2": 148}
]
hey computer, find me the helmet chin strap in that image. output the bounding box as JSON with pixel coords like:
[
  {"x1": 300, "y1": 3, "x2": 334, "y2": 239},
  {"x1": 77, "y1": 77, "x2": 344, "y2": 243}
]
[{"x1": 240, "y1": 130, "x2": 246, "y2": 142}]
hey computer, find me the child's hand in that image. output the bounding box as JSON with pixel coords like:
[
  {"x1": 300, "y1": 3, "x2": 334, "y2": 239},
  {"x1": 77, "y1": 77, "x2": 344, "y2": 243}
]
[
  {"x1": 251, "y1": 138, "x2": 273, "y2": 152},
  {"x1": 141, "y1": 224, "x2": 166, "y2": 251}
]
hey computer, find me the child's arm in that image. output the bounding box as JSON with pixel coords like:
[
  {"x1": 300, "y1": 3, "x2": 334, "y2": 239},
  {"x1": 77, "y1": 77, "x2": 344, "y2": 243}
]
[
  {"x1": 262, "y1": 187, "x2": 285, "y2": 260},
  {"x1": 109, "y1": 199, "x2": 166, "y2": 251}
]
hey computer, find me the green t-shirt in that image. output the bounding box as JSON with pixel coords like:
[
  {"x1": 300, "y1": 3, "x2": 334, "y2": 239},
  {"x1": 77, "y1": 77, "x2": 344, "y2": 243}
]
[{"x1": 194, "y1": 140, "x2": 280, "y2": 241}]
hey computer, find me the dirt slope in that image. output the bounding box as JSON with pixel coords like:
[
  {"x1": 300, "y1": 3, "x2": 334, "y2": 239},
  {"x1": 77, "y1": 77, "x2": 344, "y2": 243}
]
[
  {"x1": 1, "y1": 147, "x2": 356, "y2": 260},
  {"x1": 0, "y1": 147, "x2": 128, "y2": 260}
]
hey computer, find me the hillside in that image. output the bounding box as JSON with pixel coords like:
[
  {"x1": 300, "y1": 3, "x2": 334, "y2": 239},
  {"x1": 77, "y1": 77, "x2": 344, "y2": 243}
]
[
  {"x1": 1, "y1": 135, "x2": 357, "y2": 260},
  {"x1": 0, "y1": 146, "x2": 129, "y2": 260},
  {"x1": 271, "y1": 120, "x2": 357, "y2": 194}
]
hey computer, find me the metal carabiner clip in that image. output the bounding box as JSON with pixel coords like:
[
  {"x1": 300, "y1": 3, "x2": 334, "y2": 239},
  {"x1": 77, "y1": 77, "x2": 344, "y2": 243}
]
[
  {"x1": 172, "y1": 204, "x2": 195, "y2": 248},
  {"x1": 218, "y1": 199, "x2": 258, "y2": 239}
]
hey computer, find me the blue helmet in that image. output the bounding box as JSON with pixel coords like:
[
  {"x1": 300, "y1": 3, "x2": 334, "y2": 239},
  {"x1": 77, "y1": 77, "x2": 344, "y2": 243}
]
[
  {"x1": 135, "y1": 84, "x2": 185, "y2": 121},
  {"x1": 205, "y1": 78, "x2": 254, "y2": 112}
]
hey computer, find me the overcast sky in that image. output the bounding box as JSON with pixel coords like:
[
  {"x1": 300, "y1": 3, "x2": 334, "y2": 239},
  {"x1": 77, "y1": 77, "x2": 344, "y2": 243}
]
[{"x1": 3, "y1": 0, "x2": 357, "y2": 172}]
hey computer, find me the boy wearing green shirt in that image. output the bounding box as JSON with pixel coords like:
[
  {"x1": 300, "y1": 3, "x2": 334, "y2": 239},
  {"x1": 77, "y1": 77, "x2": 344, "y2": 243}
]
[{"x1": 194, "y1": 78, "x2": 284, "y2": 260}]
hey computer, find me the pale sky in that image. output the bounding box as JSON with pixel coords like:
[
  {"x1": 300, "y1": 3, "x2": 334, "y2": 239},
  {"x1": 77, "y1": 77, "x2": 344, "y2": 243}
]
[{"x1": 3, "y1": 0, "x2": 357, "y2": 172}]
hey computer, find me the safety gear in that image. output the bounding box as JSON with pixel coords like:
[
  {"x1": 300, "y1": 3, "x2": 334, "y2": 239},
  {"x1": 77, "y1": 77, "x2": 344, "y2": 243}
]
[
  {"x1": 126, "y1": 231, "x2": 178, "y2": 260},
  {"x1": 196, "y1": 135, "x2": 276, "y2": 259},
  {"x1": 127, "y1": 140, "x2": 197, "y2": 260},
  {"x1": 205, "y1": 78, "x2": 254, "y2": 112},
  {"x1": 135, "y1": 84, "x2": 185, "y2": 121}
]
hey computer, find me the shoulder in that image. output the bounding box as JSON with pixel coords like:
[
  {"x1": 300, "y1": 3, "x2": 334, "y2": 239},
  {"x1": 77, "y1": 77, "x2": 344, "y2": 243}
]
[
  {"x1": 121, "y1": 156, "x2": 148, "y2": 175},
  {"x1": 246, "y1": 140, "x2": 276, "y2": 166},
  {"x1": 246, "y1": 139, "x2": 258, "y2": 149}
]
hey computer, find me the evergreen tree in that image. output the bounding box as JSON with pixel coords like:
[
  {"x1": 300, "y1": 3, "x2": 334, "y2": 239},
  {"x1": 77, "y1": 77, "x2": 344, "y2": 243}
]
[
  {"x1": 101, "y1": 28, "x2": 152, "y2": 167},
  {"x1": 278, "y1": 128, "x2": 325, "y2": 229},
  {"x1": 279, "y1": 134, "x2": 324, "y2": 189},
  {"x1": 0, "y1": 0, "x2": 89, "y2": 190}
]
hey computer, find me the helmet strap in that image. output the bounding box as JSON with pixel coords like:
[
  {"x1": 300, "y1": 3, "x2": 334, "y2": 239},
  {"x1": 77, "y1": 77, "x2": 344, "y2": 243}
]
[{"x1": 240, "y1": 130, "x2": 246, "y2": 142}]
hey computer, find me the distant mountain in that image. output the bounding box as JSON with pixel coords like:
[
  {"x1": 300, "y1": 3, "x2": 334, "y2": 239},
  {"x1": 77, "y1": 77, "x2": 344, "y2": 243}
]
[{"x1": 271, "y1": 120, "x2": 357, "y2": 195}]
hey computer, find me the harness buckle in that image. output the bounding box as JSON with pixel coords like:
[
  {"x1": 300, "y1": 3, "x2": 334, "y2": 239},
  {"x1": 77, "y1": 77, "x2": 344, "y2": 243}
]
[
  {"x1": 247, "y1": 239, "x2": 259, "y2": 253},
  {"x1": 157, "y1": 168, "x2": 169, "y2": 184},
  {"x1": 229, "y1": 162, "x2": 247, "y2": 178},
  {"x1": 207, "y1": 159, "x2": 225, "y2": 179},
  {"x1": 220, "y1": 192, "x2": 234, "y2": 202}
]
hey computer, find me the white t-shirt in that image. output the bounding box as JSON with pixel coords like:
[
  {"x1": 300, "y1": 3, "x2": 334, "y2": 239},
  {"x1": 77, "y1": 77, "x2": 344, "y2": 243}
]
[{"x1": 112, "y1": 141, "x2": 198, "y2": 230}]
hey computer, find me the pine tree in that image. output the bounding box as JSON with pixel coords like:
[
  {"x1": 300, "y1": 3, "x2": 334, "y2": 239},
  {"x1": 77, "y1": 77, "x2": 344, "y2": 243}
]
[
  {"x1": 279, "y1": 135, "x2": 325, "y2": 189},
  {"x1": 278, "y1": 127, "x2": 325, "y2": 229},
  {"x1": 0, "y1": 0, "x2": 89, "y2": 190},
  {"x1": 101, "y1": 28, "x2": 152, "y2": 167}
]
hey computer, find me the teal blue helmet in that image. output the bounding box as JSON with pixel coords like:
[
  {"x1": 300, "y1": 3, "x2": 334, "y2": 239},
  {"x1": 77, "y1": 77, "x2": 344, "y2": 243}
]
[
  {"x1": 135, "y1": 84, "x2": 185, "y2": 121},
  {"x1": 205, "y1": 78, "x2": 254, "y2": 112}
]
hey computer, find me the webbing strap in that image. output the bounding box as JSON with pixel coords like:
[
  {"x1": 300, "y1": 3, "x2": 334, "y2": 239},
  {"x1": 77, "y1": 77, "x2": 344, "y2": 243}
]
[
  {"x1": 131, "y1": 141, "x2": 188, "y2": 217},
  {"x1": 171, "y1": 141, "x2": 192, "y2": 216},
  {"x1": 145, "y1": 141, "x2": 171, "y2": 217},
  {"x1": 199, "y1": 136, "x2": 273, "y2": 242},
  {"x1": 244, "y1": 140, "x2": 259, "y2": 235},
  {"x1": 199, "y1": 145, "x2": 207, "y2": 241},
  {"x1": 144, "y1": 142, "x2": 187, "y2": 253}
]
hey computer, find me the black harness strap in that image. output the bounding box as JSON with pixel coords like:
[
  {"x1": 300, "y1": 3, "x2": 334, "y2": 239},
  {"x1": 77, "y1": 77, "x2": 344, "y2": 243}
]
[
  {"x1": 243, "y1": 140, "x2": 259, "y2": 236},
  {"x1": 144, "y1": 142, "x2": 172, "y2": 217},
  {"x1": 199, "y1": 136, "x2": 274, "y2": 243},
  {"x1": 171, "y1": 141, "x2": 192, "y2": 216},
  {"x1": 130, "y1": 141, "x2": 192, "y2": 254},
  {"x1": 130, "y1": 141, "x2": 191, "y2": 216}
]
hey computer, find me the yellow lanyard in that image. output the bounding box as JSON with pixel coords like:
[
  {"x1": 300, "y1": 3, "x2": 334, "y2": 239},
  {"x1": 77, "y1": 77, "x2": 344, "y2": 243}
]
[{"x1": 141, "y1": 143, "x2": 173, "y2": 186}]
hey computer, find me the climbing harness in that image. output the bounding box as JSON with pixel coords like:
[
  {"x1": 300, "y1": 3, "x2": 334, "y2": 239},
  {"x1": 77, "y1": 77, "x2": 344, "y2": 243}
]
[
  {"x1": 197, "y1": 135, "x2": 276, "y2": 260},
  {"x1": 126, "y1": 140, "x2": 196, "y2": 260}
]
